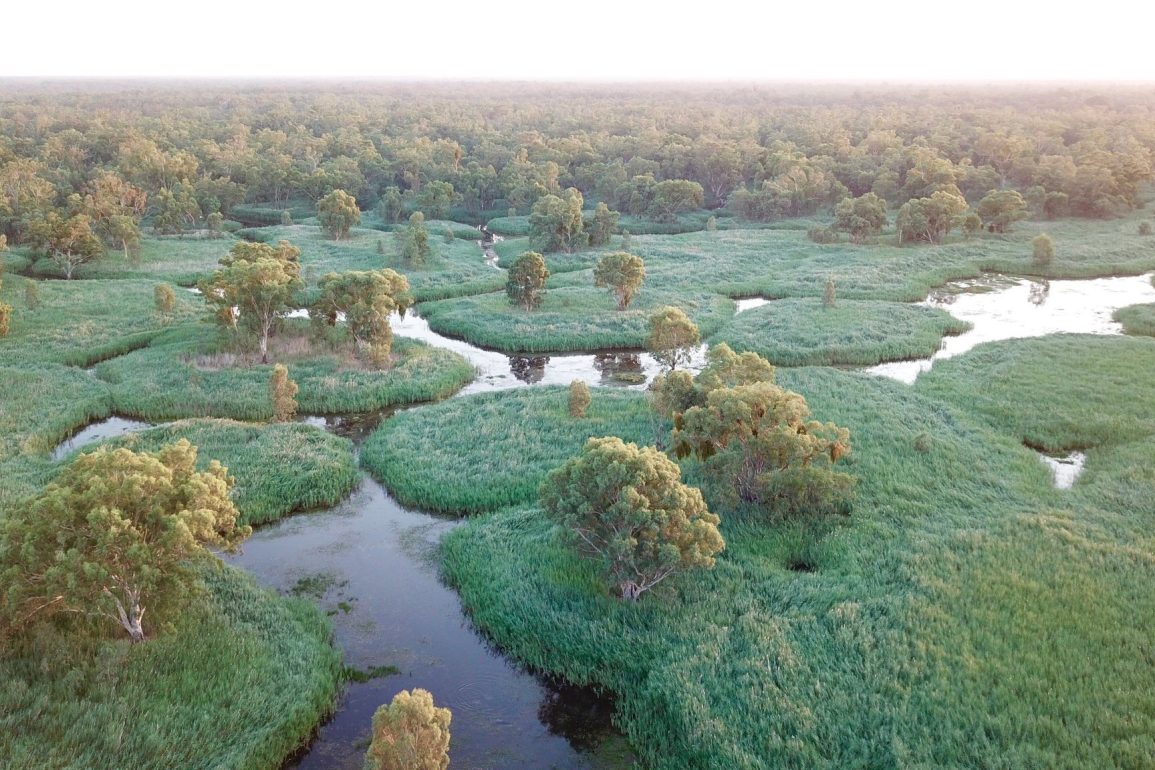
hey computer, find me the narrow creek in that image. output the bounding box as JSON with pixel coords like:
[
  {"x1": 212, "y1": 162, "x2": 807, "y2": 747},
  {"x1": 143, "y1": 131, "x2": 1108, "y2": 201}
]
[{"x1": 52, "y1": 268, "x2": 1155, "y2": 767}]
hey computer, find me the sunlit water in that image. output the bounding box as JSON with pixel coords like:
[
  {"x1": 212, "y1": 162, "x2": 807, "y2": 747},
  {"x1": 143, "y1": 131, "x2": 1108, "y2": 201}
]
[
  {"x1": 51, "y1": 416, "x2": 153, "y2": 460},
  {"x1": 866, "y1": 273, "x2": 1155, "y2": 384},
  {"x1": 1037, "y1": 450, "x2": 1087, "y2": 489}
]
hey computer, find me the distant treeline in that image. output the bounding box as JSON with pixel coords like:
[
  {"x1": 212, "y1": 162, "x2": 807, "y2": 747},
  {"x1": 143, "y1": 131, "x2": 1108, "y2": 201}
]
[{"x1": 1, "y1": 81, "x2": 1152, "y2": 250}]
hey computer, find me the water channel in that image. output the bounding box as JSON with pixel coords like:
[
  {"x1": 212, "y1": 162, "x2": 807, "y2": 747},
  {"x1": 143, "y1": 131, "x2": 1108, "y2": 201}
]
[{"x1": 55, "y1": 267, "x2": 1155, "y2": 767}]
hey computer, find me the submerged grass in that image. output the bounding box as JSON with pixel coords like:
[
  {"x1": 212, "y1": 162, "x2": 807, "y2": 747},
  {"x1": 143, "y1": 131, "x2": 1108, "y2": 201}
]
[
  {"x1": 417, "y1": 287, "x2": 735, "y2": 353},
  {"x1": 91, "y1": 419, "x2": 359, "y2": 526},
  {"x1": 95, "y1": 323, "x2": 474, "y2": 421},
  {"x1": 0, "y1": 563, "x2": 341, "y2": 770},
  {"x1": 709, "y1": 298, "x2": 970, "y2": 366},
  {"x1": 442, "y1": 361, "x2": 1155, "y2": 769},
  {"x1": 361, "y1": 387, "x2": 662, "y2": 514}
]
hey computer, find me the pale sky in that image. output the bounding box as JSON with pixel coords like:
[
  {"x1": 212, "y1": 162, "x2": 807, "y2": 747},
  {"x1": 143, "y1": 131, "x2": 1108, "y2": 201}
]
[{"x1": 6, "y1": 0, "x2": 1155, "y2": 82}]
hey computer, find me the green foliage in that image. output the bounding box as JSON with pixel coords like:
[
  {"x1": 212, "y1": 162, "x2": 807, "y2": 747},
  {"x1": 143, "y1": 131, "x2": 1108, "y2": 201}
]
[
  {"x1": 587, "y1": 202, "x2": 620, "y2": 247},
  {"x1": 417, "y1": 180, "x2": 457, "y2": 220},
  {"x1": 269, "y1": 364, "x2": 298, "y2": 422},
  {"x1": 26, "y1": 212, "x2": 105, "y2": 279},
  {"x1": 361, "y1": 387, "x2": 659, "y2": 515},
  {"x1": 311, "y1": 269, "x2": 411, "y2": 364},
  {"x1": 504, "y1": 251, "x2": 550, "y2": 311},
  {"x1": 22, "y1": 280, "x2": 38, "y2": 310},
  {"x1": 673, "y1": 381, "x2": 853, "y2": 513},
  {"x1": 822, "y1": 277, "x2": 836, "y2": 308},
  {"x1": 1032, "y1": 232, "x2": 1054, "y2": 266},
  {"x1": 962, "y1": 211, "x2": 982, "y2": 238},
  {"x1": 568, "y1": 379, "x2": 591, "y2": 418},
  {"x1": 540, "y1": 436, "x2": 724, "y2": 600},
  {"x1": 529, "y1": 189, "x2": 585, "y2": 253},
  {"x1": 593, "y1": 251, "x2": 645, "y2": 310},
  {"x1": 316, "y1": 189, "x2": 361, "y2": 241},
  {"x1": 648, "y1": 180, "x2": 705, "y2": 222},
  {"x1": 365, "y1": 688, "x2": 451, "y2": 770},
  {"x1": 199, "y1": 239, "x2": 304, "y2": 362},
  {"x1": 976, "y1": 189, "x2": 1028, "y2": 233},
  {"x1": 0, "y1": 440, "x2": 250, "y2": 641},
  {"x1": 400, "y1": 212, "x2": 432, "y2": 265},
  {"x1": 0, "y1": 302, "x2": 9, "y2": 337},
  {"x1": 645, "y1": 306, "x2": 700, "y2": 370},
  {"x1": 832, "y1": 193, "x2": 887, "y2": 243},
  {"x1": 896, "y1": 190, "x2": 969, "y2": 244},
  {"x1": 709, "y1": 298, "x2": 970, "y2": 366},
  {"x1": 420, "y1": 286, "x2": 733, "y2": 353}
]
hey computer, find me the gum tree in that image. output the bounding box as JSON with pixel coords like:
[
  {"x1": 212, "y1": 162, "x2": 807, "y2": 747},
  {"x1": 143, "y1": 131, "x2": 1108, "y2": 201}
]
[
  {"x1": 594, "y1": 251, "x2": 645, "y2": 310},
  {"x1": 505, "y1": 251, "x2": 550, "y2": 311},
  {"x1": 0, "y1": 440, "x2": 249, "y2": 642},
  {"x1": 317, "y1": 188, "x2": 360, "y2": 240},
  {"x1": 540, "y1": 436, "x2": 724, "y2": 600}
]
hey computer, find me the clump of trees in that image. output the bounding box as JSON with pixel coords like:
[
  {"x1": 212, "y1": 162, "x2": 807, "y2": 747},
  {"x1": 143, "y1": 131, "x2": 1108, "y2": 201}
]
[
  {"x1": 0, "y1": 440, "x2": 250, "y2": 642},
  {"x1": 200, "y1": 240, "x2": 304, "y2": 362},
  {"x1": 310, "y1": 269, "x2": 411, "y2": 366},
  {"x1": 832, "y1": 193, "x2": 887, "y2": 243},
  {"x1": 400, "y1": 212, "x2": 432, "y2": 265},
  {"x1": 587, "y1": 202, "x2": 619, "y2": 247},
  {"x1": 316, "y1": 189, "x2": 360, "y2": 240},
  {"x1": 593, "y1": 252, "x2": 645, "y2": 310},
  {"x1": 529, "y1": 188, "x2": 585, "y2": 252},
  {"x1": 976, "y1": 189, "x2": 1027, "y2": 233},
  {"x1": 505, "y1": 251, "x2": 550, "y2": 311},
  {"x1": 645, "y1": 306, "x2": 700, "y2": 370},
  {"x1": 365, "y1": 689, "x2": 451, "y2": 770},
  {"x1": 540, "y1": 436, "x2": 724, "y2": 600},
  {"x1": 896, "y1": 191, "x2": 969, "y2": 244},
  {"x1": 653, "y1": 344, "x2": 854, "y2": 519},
  {"x1": 270, "y1": 364, "x2": 299, "y2": 421}
]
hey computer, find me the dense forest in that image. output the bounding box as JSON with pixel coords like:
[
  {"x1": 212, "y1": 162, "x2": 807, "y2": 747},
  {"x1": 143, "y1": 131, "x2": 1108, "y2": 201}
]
[{"x1": 2, "y1": 82, "x2": 1153, "y2": 250}]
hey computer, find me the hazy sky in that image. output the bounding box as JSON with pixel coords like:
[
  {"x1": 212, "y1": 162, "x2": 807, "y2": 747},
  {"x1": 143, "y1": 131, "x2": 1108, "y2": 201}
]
[{"x1": 7, "y1": 1, "x2": 1155, "y2": 81}]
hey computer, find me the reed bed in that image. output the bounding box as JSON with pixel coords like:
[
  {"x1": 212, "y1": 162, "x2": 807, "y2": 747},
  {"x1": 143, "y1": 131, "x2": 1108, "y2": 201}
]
[{"x1": 709, "y1": 298, "x2": 971, "y2": 366}]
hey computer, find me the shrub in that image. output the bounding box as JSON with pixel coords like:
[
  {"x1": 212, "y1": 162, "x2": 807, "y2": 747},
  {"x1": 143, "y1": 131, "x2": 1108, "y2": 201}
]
[
  {"x1": 568, "y1": 379, "x2": 591, "y2": 418},
  {"x1": 154, "y1": 283, "x2": 176, "y2": 314},
  {"x1": 1032, "y1": 233, "x2": 1054, "y2": 266},
  {"x1": 269, "y1": 364, "x2": 299, "y2": 422},
  {"x1": 365, "y1": 689, "x2": 451, "y2": 770}
]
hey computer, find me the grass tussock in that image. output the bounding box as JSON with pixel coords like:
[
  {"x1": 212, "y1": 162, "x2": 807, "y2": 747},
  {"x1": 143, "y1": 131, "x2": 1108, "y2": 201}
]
[
  {"x1": 709, "y1": 297, "x2": 970, "y2": 366},
  {"x1": 361, "y1": 387, "x2": 663, "y2": 514},
  {"x1": 1114, "y1": 302, "x2": 1155, "y2": 337}
]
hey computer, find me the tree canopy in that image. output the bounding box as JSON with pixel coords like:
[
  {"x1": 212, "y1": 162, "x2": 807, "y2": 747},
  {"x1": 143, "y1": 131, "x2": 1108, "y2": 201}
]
[
  {"x1": 505, "y1": 251, "x2": 550, "y2": 311},
  {"x1": 646, "y1": 306, "x2": 701, "y2": 370},
  {"x1": 540, "y1": 436, "x2": 724, "y2": 600},
  {"x1": 311, "y1": 269, "x2": 411, "y2": 365},
  {"x1": 365, "y1": 688, "x2": 451, "y2": 770},
  {"x1": 0, "y1": 440, "x2": 249, "y2": 642},
  {"x1": 593, "y1": 251, "x2": 645, "y2": 310},
  {"x1": 316, "y1": 188, "x2": 360, "y2": 240}
]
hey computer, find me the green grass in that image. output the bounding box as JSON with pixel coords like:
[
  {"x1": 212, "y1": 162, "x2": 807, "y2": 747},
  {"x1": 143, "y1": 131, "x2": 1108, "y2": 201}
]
[
  {"x1": 361, "y1": 387, "x2": 663, "y2": 514},
  {"x1": 0, "y1": 364, "x2": 113, "y2": 461},
  {"x1": 26, "y1": 235, "x2": 239, "y2": 285},
  {"x1": 92, "y1": 419, "x2": 359, "y2": 526},
  {"x1": 239, "y1": 224, "x2": 505, "y2": 301},
  {"x1": 709, "y1": 298, "x2": 971, "y2": 366},
  {"x1": 0, "y1": 563, "x2": 341, "y2": 770},
  {"x1": 441, "y1": 359, "x2": 1155, "y2": 769},
  {"x1": 1114, "y1": 302, "x2": 1155, "y2": 336},
  {"x1": 417, "y1": 287, "x2": 736, "y2": 353},
  {"x1": 94, "y1": 323, "x2": 475, "y2": 421},
  {"x1": 915, "y1": 334, "x2": 1155, "y2": 451},
  {"x1": 0, "y1": 275, "x2": 202, "y2": 366},
  {"x1": 622, "y1": 212, "x2": 1155, "y2": 302}
]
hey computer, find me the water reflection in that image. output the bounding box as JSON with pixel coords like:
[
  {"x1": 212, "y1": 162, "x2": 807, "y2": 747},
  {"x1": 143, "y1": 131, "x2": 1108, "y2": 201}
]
[
  {"x1": 227, "y1": 478, "x2": 633, "y2": 770},
  {"x1": 867, "y1": 273, "x2": 1155, "y2": 384},
  {"x1": 510, "y1": 355, "x2": 549, "y2": 384},
  {"x1": 51, "y1": 416, "x2": 154, "y2": 460}
]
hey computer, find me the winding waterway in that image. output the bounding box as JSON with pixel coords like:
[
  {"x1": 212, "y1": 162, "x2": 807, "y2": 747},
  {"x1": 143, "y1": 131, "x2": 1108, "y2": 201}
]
[{"x1": 53, "y1": 267, "x2": 1155, "y2": 767}]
